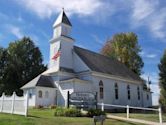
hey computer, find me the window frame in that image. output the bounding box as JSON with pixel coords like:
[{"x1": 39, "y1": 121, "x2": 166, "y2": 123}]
[
  {"x1": 137, "y1": 87, "x2": 140, "y2": 100},
  {"x1": 45, "y1": 91, "x2": 49, "y2": 98},
  {"x1": 99, "y1": 80, "x2": 104, "y2": 99},
  {"x1": 38, "y1": 90, "x2": 42, "y2": 98},
  {"x1": 127, "y1": 85, "x2": 131, "y2": 100},
  {"x1": 115, "y1": 83, "x2": 119, "y2": 100}
]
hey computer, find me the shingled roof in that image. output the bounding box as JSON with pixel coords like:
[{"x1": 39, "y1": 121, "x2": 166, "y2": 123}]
[
  {"x1": 21, "y1": 75, "x2": 55, "y2": 89},
  {"x1": 74, "y1": 46, "x2": 142, "y2": 82}
]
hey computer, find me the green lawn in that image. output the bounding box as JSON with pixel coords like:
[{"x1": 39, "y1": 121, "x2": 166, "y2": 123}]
[
  {"x1": 0, "y1": 109, "x2": 144, "y2": 125},
  {"x1": 110, "y1": 113, "x2": 166, "y2": 122}
]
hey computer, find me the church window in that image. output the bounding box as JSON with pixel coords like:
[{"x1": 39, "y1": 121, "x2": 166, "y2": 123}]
[
  {"x1": 29, "y1": 93, "x2": 32, "y2": 99},
  {"x1": 147, "y1": 94, "x2": 149, "y2": 100},
  {"x1": 45, "y1": 91, "x2": 49, "y2": 98},
  {"x1": 115, "y1": 83, "x2": 118, "y2": 100},
  {"x1": 137, "y1": 87, "x2": 140, "y2": 100},
  {"x1": 29, "y1": 89, "x2": 32, "y2": 99},
  {"x1": 127, "y1": 85, "x2": 130, "y2": 100},
  {"x1": 38, "y1": 90, "x2": 42, "y2": 98},
  {"x1": 99, "y1": 81, "x2": 104, "y2": 99}
]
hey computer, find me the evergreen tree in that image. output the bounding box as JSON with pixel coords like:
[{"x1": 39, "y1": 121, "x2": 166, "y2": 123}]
[{"x1": 158, "y1": 50, "x2": 166, "y2": 111}]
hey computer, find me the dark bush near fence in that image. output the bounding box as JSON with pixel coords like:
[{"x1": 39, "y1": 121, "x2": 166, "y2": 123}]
[
  {"x1": 161, "y1": 106, "x2": 166, "y2": 113},
  {"x1": 33, "y1": 105, "x2": 44, "y2": 109},
  {"x1": 54, "y1": 107, "x2": 81, "y2": 117},
  {"x1": 87, "y1": 109, "x2": 106, "y2": 117}
]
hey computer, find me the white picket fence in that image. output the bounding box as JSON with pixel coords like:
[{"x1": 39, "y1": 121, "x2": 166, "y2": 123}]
[
  {"x1": 0, "y1": 92, "x2": 28, "y2": 116},
  {"x1": 98, "y1": 103, "x2": 163, "y2": 124}
]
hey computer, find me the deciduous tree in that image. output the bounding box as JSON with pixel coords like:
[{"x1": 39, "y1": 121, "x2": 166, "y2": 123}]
[
  {"x1": 0, "y1": 37, "x2": 47, "y2": 95},
  {"x1": 101, "y1": 32, "x2": 143, "y2": 76}
]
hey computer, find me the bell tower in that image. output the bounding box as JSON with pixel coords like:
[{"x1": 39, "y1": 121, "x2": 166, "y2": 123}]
[{"x1": 49, "y1": 9, "x2": 74, "y2": 71}]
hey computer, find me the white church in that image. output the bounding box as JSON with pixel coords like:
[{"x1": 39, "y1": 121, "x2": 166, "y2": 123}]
[{"x1": 21, "y1": 10, "x2": 152, "y2": 108}]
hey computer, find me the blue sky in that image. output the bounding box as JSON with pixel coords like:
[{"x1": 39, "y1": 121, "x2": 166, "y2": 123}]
[{"x1": 0, "y1": 0, "x2": 166, "y2": 105}]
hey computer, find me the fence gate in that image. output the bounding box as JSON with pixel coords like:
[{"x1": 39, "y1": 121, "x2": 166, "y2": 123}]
[
  {"x1": 0, "y1": 92, "x2": 28, "y2": 116},
  {"x1": 67, "y1": 91, "x2": 97, "y2": 109}
]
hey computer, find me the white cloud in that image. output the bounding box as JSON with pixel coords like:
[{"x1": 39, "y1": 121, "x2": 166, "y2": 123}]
[
  {"x1": 91, "y1": 34, "x2": 104, "y2": 45},
  {"x1": 130, "y1": 0, "x2": 166, "y2": 39},
  {"x1": 131, "y1": 0, "x2": 156, "y2": 22},
  {"x1": 9, "y1": 25, "x2": 23, "y2": 39},
  {"x1": 16, "y1": 0, "x2": 104, "y2": 18},
  {"x1": 140, "y1": 51, "x2": 157, "y2": 59},
  {"x1": 146, "y1": 54, "x2": 157, "y2": 58}
]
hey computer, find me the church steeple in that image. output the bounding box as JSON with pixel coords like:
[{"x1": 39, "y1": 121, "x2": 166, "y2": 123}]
[
  {"x1": 49, "y1": 9, "x2": 74, "y2": 70},
  {"x1": 52, "y1": 9, "x2": 72, "y2": 38},
  {"x1": 53, "y1": 8, "x2": 72, "y2": 27}
]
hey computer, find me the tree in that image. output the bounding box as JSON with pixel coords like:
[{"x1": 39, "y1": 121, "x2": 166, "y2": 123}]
[
  {"x1": 101, "y1": 32, "x2": 144, "y2": 75},
  {"x1": 0, "y1": 47, "x2": 7, "y2": 95},
  {"x1": 1, "y1": 37, "x2": 47, "y2": 95},
  {"x1": 158, "y1": 50, "x2": 166, "y2": 111}
]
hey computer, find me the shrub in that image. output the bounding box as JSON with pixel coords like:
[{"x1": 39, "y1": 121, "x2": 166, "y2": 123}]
[
  {"x1": 33, "y1": 105, "x2": 44, "y2": 109},
  {"x1": 54, "y1": 107, "x2": 81, "y2": 117},
  {"x1": 64, "y1": 108, "x2": 81, "y2": 117},
  {"x1": 50, "y1": 105, "x2": 56, "y2": 109},
  {"x1": 87, "y1": 109, "x2": 105, "y2": 117},
  {"x1": 54, "y1": 107, "x2": 65, "y2": 116}
]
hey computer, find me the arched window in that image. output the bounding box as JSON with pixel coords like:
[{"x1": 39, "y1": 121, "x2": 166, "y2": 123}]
[
  {"x1": 38, "y1": 90, "x2": 42, "y2": 98},
  {"x1": 99, "y1": 80, "x2": 104, "y2": 99},
  {"x1": 137, "y1": 87, "x2": 140, "y2": 100},
  {"x1": 115, "y1": 83, "x2": 118, "y2": 99},
  {"x1": 45, "y1": 91, "x2": 49, "y2": 98},
  {"x1": 127, "y1": 85, "x2": 130, "y2": 100}
]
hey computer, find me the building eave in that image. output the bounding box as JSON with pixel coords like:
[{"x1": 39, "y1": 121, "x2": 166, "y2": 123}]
[{"x1": 92, "y1": 71, "x2": 143, "y2": 85}]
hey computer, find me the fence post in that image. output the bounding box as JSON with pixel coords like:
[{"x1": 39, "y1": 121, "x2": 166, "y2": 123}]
[
  {"x1": 126, "y1": 105, "x2": 129, "y2": 119},
  {"x1": 101, "y1": 101, "x2": 104, "y2": 111},
  {"x1": 67, "y1": 91, "x2": 69, "y2": 108},
  {"x1": 0, "y1": 93, "x2": 4, "y2": 112},
  {"x1": 11, "y1": 92, "x2": 16, "y2": 114},
  {"x1": 159, "y1": 106, "x2": 162, "y2": 124},
  {"x1": 25, "y1": 91, "x2": 29, "y2": 117}
]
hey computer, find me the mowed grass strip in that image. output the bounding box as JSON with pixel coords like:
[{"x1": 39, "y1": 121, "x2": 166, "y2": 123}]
[{"x1": 0, "y1": 108, "x2": 145, "y2": 125}]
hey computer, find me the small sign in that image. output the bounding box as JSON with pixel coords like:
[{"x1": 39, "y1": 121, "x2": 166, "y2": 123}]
[
  {"x1": 67, "y1": 92, "x2": 97, "y2": 109},
  {"x1": 70, "y1": 92, "x2": 95, "y2": 101}
]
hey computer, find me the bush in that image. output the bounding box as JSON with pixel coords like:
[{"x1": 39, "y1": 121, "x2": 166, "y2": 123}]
[
  {"x1": 87, "y1": 109, "x2": 105, "y2": 117},
  {"x1": 33, "y1": 105, "x2": 44, "y2": 109},
  {"x1": 54, "y1": 107, "x2": 81, "y2": 117},
  {"x1": 64, "y1": 108, "x2": 81, "y2": 117},
  {"x1": 54, "y1": 107, "x2": 65, "y2": 116},
  {"x1": 50, "y1": 105, "x2": 56, "y2": 109}
]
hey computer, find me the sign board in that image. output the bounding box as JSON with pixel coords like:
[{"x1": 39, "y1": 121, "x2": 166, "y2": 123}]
[
  {"x1": 70, "y1": 92, "x2": 95, "y2": 101},
  {"x1": 67, "y1": 92, "x2": 97, "y2": 109}
]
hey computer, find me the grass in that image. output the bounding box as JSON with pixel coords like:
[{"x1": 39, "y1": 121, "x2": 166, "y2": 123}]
[
  {"x1": 0, "y1": 108, "x2": 145, "y2": 125},
  {"x1": 110, "y1": 113, "x2": 166, "y2": 122}
]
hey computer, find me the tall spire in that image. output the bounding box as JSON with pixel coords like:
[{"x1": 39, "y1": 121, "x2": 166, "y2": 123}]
[{"x1": 53, "y1": 8, "x2": 72, "y2": 27}]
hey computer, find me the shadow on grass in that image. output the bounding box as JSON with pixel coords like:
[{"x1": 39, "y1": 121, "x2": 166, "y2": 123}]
[{"x1": 27, "y1": 115, "x2": 41, "y2": 119}]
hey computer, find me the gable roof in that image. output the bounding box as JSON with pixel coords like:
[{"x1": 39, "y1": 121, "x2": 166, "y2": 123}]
[
  {"x1": 74, "y1": 46, "x2": 142, "y2": 82},
  {"x1": 53, "y1": 10, "x2": 72, "y2": 27},
  {"x1": 21, "y1": 75, "x2": 55, "y2": 89}
]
